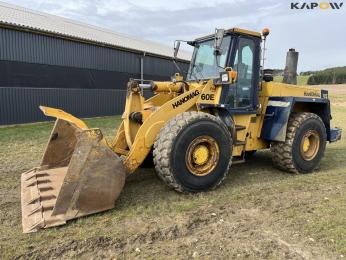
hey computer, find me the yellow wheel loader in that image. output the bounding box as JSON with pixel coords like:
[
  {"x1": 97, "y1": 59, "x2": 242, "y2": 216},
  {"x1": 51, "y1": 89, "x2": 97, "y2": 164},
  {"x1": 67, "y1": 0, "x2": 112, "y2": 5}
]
[{"x1": 21, "y1": 27, "x2": 342, "y2": 233}]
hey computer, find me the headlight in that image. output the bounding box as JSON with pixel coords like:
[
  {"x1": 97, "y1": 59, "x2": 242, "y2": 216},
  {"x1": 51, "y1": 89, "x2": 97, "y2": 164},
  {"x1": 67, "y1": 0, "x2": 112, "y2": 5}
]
[{"x1": 221, "y1": 73, "x2": 229, "y2": 83}]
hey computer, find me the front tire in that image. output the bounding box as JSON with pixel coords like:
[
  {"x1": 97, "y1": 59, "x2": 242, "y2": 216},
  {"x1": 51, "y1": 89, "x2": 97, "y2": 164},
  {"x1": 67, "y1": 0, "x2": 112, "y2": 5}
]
[
  {"x1": 271, "y1": 112, "x2": 327, "y2": 173},
  {"x1": 153, "y1": 112, "x2": 232, "y2": 192}
]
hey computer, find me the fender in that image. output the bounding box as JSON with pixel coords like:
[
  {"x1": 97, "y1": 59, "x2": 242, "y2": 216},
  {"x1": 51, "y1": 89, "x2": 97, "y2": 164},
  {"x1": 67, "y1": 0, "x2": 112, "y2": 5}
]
[{"x1": 261, "y1": 96, "x2": 332, "y2": 142}]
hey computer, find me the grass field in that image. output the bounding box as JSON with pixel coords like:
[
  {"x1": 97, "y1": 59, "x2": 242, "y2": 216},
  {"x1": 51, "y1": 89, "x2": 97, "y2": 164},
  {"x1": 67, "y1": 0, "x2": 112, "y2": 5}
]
[
  {"x1": 0, "y1": 85, "x2": 345, "y2": 259},
  {"x1": 274, "y1": 75, "x2": 310, "y2": 85}
]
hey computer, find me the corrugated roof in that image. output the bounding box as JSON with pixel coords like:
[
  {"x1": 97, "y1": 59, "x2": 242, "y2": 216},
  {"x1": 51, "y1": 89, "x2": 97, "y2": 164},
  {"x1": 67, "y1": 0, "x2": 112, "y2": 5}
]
[{"x1": 0, "y1": 1, "x2": 191, "y2": 61}]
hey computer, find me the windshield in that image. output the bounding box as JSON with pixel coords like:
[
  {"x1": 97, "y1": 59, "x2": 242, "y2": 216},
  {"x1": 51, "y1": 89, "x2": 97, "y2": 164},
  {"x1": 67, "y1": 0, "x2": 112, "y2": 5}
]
[{"x1": 187, "y1": 35, "x2": 232, "y2": 80}]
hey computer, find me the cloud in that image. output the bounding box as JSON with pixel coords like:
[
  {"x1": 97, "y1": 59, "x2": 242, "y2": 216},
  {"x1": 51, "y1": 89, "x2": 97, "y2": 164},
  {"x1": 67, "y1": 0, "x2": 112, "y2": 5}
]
[{"x1": 3, "y1": 0, "x2": 346, "y2": 71}]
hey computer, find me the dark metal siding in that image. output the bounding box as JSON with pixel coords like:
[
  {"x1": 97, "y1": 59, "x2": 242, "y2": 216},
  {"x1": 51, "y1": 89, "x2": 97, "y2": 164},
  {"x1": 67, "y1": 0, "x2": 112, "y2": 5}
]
[
  {"x1": 0, "y1": 60, "x2": 177, "y2": 89},
  {"x1": 0, "y1": 28, "x2": 189, "y2": 75},
  {"x1": 144, "y1": 56, "x2": 189, "y2": 76},
  {"x1": 0, "y1": 27, "x2": 190, "y2": 124},
  {"x1": 0, "y1": 28, "x2": 141, "y2": 73},
  {"x1": 0, "y1": 87, "x2": 128, "y2": 125}
]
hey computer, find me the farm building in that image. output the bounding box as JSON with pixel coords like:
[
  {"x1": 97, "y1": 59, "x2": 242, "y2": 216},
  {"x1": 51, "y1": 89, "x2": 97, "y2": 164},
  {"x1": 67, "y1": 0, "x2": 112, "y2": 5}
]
[{"x1": 0, "y1": 2, "x2": 190, "y2": 125}]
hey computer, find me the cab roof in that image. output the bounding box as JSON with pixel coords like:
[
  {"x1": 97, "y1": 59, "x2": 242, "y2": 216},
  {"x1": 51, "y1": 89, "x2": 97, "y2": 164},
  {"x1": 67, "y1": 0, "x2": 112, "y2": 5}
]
[
  {"x1": 195, "y1": 27, "x2": 262, "y2": 41},
  {"x1": 229, "y1": 28, "x2": 262, "y2": 38}
]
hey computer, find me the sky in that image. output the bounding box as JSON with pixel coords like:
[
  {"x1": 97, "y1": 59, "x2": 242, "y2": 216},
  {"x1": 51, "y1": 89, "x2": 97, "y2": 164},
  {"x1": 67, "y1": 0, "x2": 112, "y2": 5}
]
[{"x1": 4, "y1": 0, "x2": 346, "y2": 72}]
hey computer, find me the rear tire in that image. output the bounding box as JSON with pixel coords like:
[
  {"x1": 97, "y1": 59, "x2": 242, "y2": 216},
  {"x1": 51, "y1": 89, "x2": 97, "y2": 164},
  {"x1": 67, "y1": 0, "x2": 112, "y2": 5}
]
[
  {"x1": 153, "y1": 112, "x2": 232, "y2": 192},
  {"x1": 271, "y1": 112, "x2": 327, "y2": 173}
]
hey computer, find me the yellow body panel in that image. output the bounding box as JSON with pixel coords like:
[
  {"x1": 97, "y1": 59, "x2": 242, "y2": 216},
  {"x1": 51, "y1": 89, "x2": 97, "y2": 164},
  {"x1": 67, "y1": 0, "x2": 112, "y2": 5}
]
[
  {"x1": 260, "y1": 81, "x2": 321, "y2": 98},
  {"x1": 231, "y1": 114, "x2": 268, "y2": 156},
  {"x1": 115, "y1": 80, "x2": 212, "y2": 173},
  {"x1": 196, "y1": 82, "x2": 222, "y2": 105},
  {"x1": 112, "y1": 78, "x2": 323, "y2": 170}
]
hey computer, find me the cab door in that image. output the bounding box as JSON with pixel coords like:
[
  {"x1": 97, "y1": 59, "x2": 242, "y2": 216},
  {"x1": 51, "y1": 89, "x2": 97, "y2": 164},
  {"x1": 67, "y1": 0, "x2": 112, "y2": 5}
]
[
  {"x1": 234, "y1": 37, "x2": 256, "y2": 108},
  {"x1": 221, "y1": 35, "x2": 260, "y2": 112}
]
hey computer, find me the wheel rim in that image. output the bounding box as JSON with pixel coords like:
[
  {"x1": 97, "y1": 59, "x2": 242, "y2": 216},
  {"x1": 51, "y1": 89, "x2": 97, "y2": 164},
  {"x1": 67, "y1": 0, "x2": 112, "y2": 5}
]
[
  {"x1": 300, "y1": 130, "x2": 320, "y2": 161},
  {"x1": 185, "y1": 135, "x2": 219, "y2": 176}
]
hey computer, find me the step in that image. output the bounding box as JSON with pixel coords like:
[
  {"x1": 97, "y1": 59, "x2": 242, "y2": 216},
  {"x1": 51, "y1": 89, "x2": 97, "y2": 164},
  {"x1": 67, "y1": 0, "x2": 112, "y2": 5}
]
[
  {"x1": 232, "y1": 158, "x2": 246, "y2": 164},
  {"x1": 234, "y1": 140, "x2": 246, "y2": 146},
  {"x1": 235, "y1": 125, "x2": 246, "y2": 131}
]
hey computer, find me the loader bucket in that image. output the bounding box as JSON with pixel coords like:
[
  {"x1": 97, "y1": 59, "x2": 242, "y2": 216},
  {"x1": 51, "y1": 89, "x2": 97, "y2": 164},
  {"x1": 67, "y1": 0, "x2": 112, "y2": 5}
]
[{"x1": 21, "y1": 108, "x2": 126, "y2": 233}]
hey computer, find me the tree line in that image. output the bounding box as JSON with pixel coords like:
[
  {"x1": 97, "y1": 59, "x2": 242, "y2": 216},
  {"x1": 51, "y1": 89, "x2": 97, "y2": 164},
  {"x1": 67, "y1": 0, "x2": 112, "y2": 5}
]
[{"x1": 304, "y1": 66, "x2": 346, "y2": 85}]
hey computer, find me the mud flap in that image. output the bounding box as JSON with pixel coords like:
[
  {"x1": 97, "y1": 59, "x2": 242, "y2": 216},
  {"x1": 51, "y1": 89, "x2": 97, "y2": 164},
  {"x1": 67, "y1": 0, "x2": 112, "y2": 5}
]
[{"x1": 21, "y1": 119, "x2": 126, "y2": 233}]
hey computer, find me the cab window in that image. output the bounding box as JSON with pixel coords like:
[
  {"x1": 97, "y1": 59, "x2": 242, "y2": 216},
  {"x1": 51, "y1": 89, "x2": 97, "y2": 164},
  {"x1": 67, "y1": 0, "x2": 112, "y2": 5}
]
[
  {"x1": 187, "y1": 36, "x2": 231, "y2": 80},
  {"x1": 233, "y1": 37, "x2": 255, "y2": 107}
]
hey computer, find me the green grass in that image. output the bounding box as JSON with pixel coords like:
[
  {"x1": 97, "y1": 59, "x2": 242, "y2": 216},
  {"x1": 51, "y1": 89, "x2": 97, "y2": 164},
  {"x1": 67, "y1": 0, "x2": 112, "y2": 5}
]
[
  {"x1": 274, "y1": 75, "x2": 310, "y2": 85},
  {"x1": 0, "y1": 96, "x2": 345, "y2": 258}
]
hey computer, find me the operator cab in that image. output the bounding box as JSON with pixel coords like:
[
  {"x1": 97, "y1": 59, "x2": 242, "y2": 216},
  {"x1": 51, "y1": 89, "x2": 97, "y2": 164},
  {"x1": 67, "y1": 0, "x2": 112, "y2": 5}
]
[{"x1": 180, "y1": 28, "x2": 262, "y2": 112}]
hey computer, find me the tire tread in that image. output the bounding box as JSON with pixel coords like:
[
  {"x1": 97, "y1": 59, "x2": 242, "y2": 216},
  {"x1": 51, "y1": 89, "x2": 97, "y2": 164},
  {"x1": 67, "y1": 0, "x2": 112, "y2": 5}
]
[
  {"x1": 153, "y1": 111, "x2": 232, "y2": 192},
  {"x1": 271, "y1": 112, "x2": 325, "y2": 173}
]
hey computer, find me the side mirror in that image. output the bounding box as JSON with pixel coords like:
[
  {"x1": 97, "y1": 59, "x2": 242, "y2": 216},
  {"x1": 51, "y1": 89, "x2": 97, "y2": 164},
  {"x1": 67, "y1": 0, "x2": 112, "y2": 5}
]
[
  {"x1": 214, "y1": 28, "x2": 225, "y2": 55},
  {"x1": 173, "y1": 41, "x2": 181, "y2": 59}
]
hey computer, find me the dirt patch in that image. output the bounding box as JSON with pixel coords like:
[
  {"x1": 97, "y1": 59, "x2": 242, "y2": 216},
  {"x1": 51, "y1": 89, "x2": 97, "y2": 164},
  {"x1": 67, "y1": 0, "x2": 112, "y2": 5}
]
[
  {"x1": 309, "y1": 84, "x2": 346, "y2": 94},
  {"x1": 17, "y1": 194, "x2": 339, "y2": 259}
]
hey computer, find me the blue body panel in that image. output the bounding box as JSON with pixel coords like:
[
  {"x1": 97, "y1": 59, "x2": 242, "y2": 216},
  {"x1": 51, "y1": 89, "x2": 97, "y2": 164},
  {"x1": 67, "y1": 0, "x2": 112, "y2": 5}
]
[
  {"x1": 201, "y1": 93, "x2": 340, "y2": 143},
  {"x1": 261, "y1": 97, "x2": 293, "y2": 142},
  {"x1": 261, "y1": 96, "x2": 333, "y2": 142},
  {"x1": 330, "y1": 127, "x2": 342, "y2": 142}
]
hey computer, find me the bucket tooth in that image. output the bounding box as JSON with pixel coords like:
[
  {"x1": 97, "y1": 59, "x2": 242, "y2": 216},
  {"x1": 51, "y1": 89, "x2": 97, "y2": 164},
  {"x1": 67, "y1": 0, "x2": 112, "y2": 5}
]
[
  {"x1": 42, "y1": 205, "x2": 55, "y2": 212},
  {"x1": 40, "y1": 195, "x2": 57, "y2": 201},
  {"x1": 35, "y1": 172, "x2": 49, "y2": 178},
  {"x1": 26, "y1": 197, "x2": 40, "y2": 205},
  {"x1": 29, "y1": 220, "x2": 45, "y2": 231},
  {"x1": 23, "y1": 170, "x2": 49, "y2": 180},
  {"x1": 25, "y1": 177, "x2": 52, "y2": 187},
  {"x1": 25, "y1": 180, "x2": 38, "y2": 187},
  {"x1": 38, "y1": 186, "x2": 54, "y2": 192},
  {"x1": 23, "y1": 173, "x2": 37, "y2": 181},
  {"x1": 37, "y1": 179, "x2": 52, "y2": 185},
  {"x1": 26, "y1": 194, "x2": 57, "y2": 206},
  {"x1": 27, "y1": 206, "x2": 43, "y2": 217}
]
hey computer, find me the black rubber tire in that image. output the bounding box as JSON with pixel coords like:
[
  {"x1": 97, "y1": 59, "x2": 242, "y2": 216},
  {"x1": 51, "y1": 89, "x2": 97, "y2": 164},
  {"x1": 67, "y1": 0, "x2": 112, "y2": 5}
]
[
  {"x1": 271, "y1": 112, "x2": 327, "y2": 173},
  {"x1": 153, "y1": 112, "x2": 232, "y2": 192}
]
